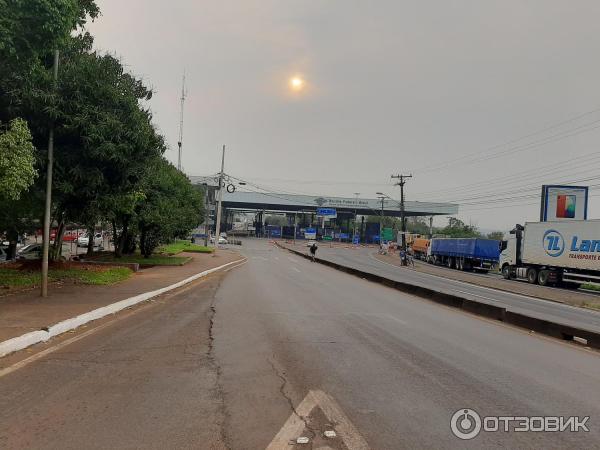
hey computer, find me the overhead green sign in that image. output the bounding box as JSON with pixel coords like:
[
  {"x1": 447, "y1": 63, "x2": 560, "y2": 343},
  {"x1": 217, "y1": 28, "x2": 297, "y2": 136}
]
[{"x1": 382, "y1": 228, "x2": 394, "y2": 241}]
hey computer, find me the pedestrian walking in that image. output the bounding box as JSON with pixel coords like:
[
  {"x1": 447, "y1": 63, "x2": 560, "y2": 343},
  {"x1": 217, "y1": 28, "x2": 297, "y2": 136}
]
[{"x1": 309, "y1": 242, "x2": 318, "y2": 262}]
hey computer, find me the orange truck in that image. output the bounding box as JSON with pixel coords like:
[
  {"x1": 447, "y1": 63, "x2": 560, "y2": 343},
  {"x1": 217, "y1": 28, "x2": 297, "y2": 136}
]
[{"x1": 410, "y1": 238, "x2": 430, "y2": 260}]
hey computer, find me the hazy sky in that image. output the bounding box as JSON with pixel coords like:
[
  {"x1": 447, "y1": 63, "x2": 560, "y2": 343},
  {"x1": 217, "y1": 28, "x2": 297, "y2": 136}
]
[{"x1": 88, "y1": 1, "x2": 600, "y2": 231}]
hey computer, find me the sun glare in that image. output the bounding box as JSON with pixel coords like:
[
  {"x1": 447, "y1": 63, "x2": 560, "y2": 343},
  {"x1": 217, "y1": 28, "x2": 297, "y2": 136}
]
[{"x1": 290, "y1": 76, "x2": 305, "y2": 91}]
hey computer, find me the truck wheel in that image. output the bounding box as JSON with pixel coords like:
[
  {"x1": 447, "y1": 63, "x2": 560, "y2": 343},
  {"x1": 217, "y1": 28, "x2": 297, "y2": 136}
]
[
  {"x1": 538, "y1": 270, "x2": 550, "y2": 286},
  {"x1": 501, "y1": 264, "x2": 511, "y2": 279},
  {"x1": 447, "y1": 257, "x2": 454, "y2": 269},
  {"x1": 527, "y1": 268, "x2": 538, "y2": 284}
]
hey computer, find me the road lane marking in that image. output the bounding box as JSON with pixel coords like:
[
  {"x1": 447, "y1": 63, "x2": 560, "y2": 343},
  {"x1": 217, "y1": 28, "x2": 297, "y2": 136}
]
[
  {"x1": 266, "y1": 390, "x2": 369, "y2": 450},
  {"x1": 291, "y1": 267, "x2": 301, "y2": 273},
  {"x1": 288, "y1": 257, "x2": 299, "y2": 263}
]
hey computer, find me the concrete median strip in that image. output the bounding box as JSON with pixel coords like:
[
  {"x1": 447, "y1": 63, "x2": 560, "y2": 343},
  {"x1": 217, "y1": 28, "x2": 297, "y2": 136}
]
[
  {"x1": 275, "y1": 243, "x2": 600, "y2": 350},
  {"x1": 0, "y1": 257, "x2": 246, "y2": 358}
]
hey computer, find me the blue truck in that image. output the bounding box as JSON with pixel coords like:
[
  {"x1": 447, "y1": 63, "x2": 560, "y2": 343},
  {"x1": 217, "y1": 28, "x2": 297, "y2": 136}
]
[{"x1": 427, "y1": 238, "x2": 501, "y2": 272}]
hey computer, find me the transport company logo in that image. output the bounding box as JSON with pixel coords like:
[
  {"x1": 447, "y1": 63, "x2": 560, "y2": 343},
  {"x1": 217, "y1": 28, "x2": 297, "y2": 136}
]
[{"x1": 543, "y1": 229, "x2": 565, "y2": 257}]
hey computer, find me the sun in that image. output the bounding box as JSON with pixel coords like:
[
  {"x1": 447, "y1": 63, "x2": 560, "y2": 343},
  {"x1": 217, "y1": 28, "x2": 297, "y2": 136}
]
[{"x1": 289, "y1": 76, "x2": 305, "y2": 91}]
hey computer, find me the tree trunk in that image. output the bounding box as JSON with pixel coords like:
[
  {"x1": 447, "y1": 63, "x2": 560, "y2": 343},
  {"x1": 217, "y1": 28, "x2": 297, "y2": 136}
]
[
  {"x1": 6, "y1": 229, "x2": 18, "y2": 260},
  {"x1": 111, "y1": 220, "x2": 118, "y2": 255},
  {"x1": 115, "y1": 218, "x2": 128, "y2": 258},
  {"x1": 86, "y1": 225, "x2": 94, "y2": 256},
  {"x1": 140, "y1": 227, "x2": 147, "y2": 258},
  {"x1": 50, "y1": 218, "x2": 65, "y2": 261}
]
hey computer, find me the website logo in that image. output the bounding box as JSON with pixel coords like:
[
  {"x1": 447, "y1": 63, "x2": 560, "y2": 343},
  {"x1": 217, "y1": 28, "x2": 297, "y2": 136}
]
[
  {"x1": 451, "y1": 409, "x2": 482, "y2": 440},
  {"x1": 543, "y1": 229, "x2": 565, "y2": 257}
]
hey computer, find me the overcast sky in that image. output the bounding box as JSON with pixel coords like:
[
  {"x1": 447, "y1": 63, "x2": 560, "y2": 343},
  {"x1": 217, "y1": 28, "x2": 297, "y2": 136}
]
[{"x1": 88, "y1": 0, "x2": 600, "y2": 231}]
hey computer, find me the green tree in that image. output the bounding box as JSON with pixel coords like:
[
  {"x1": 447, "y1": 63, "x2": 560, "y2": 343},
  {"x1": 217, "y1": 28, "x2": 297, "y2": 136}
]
[
  {"x1": 405, "y1": 216, "x2": 430, "y2": 235},
  {"x1": 136, "y1": 158, "x2": 204, "y2": 257},
  {"x1": 439, "y1": 217, "x2": 481, "y2": 238},
  {"x1": 46, "y1": 47, "x2": 164, "y2": 257},
  {"x1": 487, "y1": 231, "x2": 505, "y2": 241},
  {"x1": 0, "y1": 118, "x2": 37, "y2": 200}
]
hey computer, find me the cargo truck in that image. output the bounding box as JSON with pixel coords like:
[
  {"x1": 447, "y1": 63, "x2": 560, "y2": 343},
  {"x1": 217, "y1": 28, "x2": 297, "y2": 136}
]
[
  {"x1": 427, "y1": 238, "x2": 500, "y2": 272},
  {"x1": 410, "y1": 238, "x2": 430, "y2": 260},
  {"x1": 500, "y1": 220, "x2": 600, "y2": 287}
]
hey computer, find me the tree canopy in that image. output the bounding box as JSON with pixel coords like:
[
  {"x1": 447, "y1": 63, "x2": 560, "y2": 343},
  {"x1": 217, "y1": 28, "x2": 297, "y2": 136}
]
[
  {"x1": 0, "y1": 0, "x2": 205, "y2": 260},
  {"x1": 0, "y1": 118, "x2": 37, "y2": 200}
]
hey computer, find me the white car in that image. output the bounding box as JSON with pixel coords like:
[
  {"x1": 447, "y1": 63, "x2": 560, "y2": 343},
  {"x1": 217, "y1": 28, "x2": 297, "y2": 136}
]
[
  {"x1": 210, "y1": 236, "x2": 228, "y2": 245},
  {"x1": 77, "y1": 233, "x2": 103, "y2": 248},
  {"x1": 16, "y1": 244, "x2": 43, "y2": 260},
  {"x1": 306, "y1": 240, "x2": 317, "y2": 247}
]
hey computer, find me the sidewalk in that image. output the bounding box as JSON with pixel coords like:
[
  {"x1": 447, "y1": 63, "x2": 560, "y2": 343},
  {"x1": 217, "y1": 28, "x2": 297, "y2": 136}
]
[{"x1": 0, "y1": 250, "x2": 242, "y2": 343}]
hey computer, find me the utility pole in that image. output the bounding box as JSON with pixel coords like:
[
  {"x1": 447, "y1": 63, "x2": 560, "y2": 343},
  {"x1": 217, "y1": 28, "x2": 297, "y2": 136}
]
[
  {"x1": 353, "y1": 192, "x2": 360, "y2": 241},
  {"x1": 213, "y1": 145, "x2": 225, "y2": 253},
  {"x1": 177, "y1": 72, "x2": 187, "y2": 172},
  {"x1": 293, "y1": 212, "x2": 298, "y2": 245},
  {"x1": 391, "y1": 173, "x2": 412, "y2": 253},
  {"x1": 429, "y1": 216, "x2": 434, "y2": 239},
  {"x1": 377, "y1": 195, "x2": 386, "y2": 245},
  {"x1": 201, "y1": 183, "x2": 210, "y2": 247},
  {"x1": 41, "y1": 49, "x2": 59, "y2": 298}
]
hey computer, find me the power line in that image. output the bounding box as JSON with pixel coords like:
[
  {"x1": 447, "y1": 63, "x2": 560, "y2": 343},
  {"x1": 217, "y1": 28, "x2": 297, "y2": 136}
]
[
  {"x1": 411, "y1": 151, "x2": 600, "y2": 198},
  {"x1": 410, "y1": 107, "x2": 600, "y2": 174}
]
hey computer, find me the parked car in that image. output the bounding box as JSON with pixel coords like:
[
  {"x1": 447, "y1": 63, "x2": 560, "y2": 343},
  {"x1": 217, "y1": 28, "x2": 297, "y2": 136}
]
[
  {"x1": 16, "y1": 243, "x2": 43, "y2": 260},
  {"x1": 306, "y1": 240, "x2": 317, "y2": 247},
  {"x1": 0, "y1": 246, "x2": 8, "y2": 262},
  {"x1": 77, "y1": 233, "x2": 103, "y2": 248},
  {"x1": 210, "y1": 236, "x2": 228, "y2": 245}
]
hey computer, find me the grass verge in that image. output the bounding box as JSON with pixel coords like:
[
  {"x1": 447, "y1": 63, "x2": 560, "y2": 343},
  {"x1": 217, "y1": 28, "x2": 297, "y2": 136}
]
[
  {"x1": 158, "y1": 240, "x2": 213, "y2": 255},
  {"x1": 0, "y1": 266, "x2": 132, "y2": 289},
  {"x1": 94, "y1": 254, "x2": 191, "y2": 266},
  {"x1": 582, "y1": 283, "x2": 600, "y2": 292}
]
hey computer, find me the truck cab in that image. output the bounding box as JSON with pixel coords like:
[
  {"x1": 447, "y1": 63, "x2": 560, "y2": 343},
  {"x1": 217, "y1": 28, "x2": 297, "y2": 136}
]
[{"x1": 499, "y1": 236, "x2": 517, "y2": 278}]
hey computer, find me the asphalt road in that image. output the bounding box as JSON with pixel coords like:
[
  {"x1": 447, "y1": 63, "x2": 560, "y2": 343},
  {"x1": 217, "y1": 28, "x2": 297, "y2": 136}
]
[
  {"x1": 303, "y1": 243, "x2": 600, "y2": 333},
  {"x1": 1, "y1": 239, "x2": 599, "y2": 449}
]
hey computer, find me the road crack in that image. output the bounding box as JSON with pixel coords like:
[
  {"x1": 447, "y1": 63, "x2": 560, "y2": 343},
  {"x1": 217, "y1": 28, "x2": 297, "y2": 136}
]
[
  {"x1": 268, "y1": 357, "x2": 318, "y2": 447},
  {"x1": 207, "y1": 293, "x2": 233, "y2": 450}
]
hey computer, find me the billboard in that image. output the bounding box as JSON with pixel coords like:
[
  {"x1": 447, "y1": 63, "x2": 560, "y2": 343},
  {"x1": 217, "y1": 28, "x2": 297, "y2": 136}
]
[{"x1": 540, "y1": 185, "x2": 588, "y2": 222}]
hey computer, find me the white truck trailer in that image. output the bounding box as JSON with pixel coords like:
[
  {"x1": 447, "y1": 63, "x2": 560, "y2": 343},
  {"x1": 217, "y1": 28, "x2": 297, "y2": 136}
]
[{"x1": 500, "y1": 220, "x2": 600, "y2": 287}]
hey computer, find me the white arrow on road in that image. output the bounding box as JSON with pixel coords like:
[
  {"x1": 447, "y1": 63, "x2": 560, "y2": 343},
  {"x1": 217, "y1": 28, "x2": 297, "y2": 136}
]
[{"x1": 266, "y1": 390, "x2": 369, "y2": 450}]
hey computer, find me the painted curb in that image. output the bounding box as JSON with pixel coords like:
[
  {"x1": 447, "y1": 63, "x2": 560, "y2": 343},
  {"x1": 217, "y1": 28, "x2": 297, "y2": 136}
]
[{"x1": 0, "y1": 258, "x2": 246, "y2": 358}]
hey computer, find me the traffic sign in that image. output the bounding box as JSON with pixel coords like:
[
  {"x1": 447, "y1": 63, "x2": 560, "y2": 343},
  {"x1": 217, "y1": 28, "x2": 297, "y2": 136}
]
[
  {"x1": 304, "y1": 228, "x2": 317, "y2": 239},
  {"x1": 317, "y1": 208, "x2": 337, "y2": 218},
  {"x1": 353, "y1": 235, "x2": 360, "y2": 244}
]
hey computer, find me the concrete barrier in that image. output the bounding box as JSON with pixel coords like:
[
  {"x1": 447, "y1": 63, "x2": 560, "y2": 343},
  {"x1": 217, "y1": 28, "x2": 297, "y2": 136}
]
[{"x1": 276, "y1": 243, "x2": 600, "y2": 350}]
